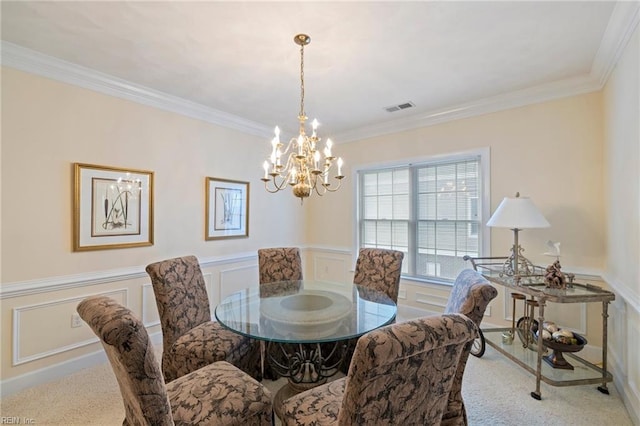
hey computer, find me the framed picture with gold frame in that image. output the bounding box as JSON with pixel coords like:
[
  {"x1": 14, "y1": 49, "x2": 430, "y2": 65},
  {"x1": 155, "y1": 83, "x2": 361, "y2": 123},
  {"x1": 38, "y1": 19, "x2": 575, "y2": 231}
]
[
  {"x1": 205, "y1": 177, "x2": 249, "y2": 240},
  {"x1": 73, "y1": 163, "x2": 154, "y2": 251}
]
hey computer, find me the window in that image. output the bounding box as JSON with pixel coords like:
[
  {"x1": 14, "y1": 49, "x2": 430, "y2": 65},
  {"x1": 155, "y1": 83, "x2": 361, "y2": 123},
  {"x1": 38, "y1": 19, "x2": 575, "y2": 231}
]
[{"x1": 357, "y1": 151, "x2": 488, "y2": 284}]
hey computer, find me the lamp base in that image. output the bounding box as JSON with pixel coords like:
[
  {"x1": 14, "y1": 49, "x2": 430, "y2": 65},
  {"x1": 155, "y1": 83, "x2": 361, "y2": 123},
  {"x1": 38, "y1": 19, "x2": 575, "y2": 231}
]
[{"x1": 501, "y1": 245, "x2": 535, "y2": 277}]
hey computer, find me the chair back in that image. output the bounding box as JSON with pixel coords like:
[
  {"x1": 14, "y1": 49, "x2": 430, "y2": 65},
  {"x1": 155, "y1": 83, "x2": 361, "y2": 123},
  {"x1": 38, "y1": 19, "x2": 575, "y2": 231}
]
[
  {"x1": 77, "y1": 296, "x2": 173, "y2": 426},
  {"x1": 339, "y1": 313, "x2": 478, "y2": 425},
  {"x1": 353, "y1": 248, "x2": 404, "y2": 303},
  {"x1": 146, "y1": 256, "x2": 211, "y2": 372},
  {"x1": 258, "y1": 247, "x2": 303, "y2": 284},
  {"x1": 442, "y1": 268, "x2": 498, "y2": 425},
  {"x1": 445, "y1": 269, "x2": 498, "y2": 324}
]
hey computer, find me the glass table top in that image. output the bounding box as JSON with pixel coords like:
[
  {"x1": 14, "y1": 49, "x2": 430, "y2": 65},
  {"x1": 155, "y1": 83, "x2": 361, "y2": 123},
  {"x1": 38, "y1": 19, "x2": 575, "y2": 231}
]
[{"x1": 214, "y1": 280, "x2": 397, "y2": 344}]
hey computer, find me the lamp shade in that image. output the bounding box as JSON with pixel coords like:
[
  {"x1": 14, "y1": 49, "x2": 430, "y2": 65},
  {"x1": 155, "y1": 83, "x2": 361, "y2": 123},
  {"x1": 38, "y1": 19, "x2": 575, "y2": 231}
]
[{"x1": 487, "y1": 194, "x2": 550, "y2": 229}]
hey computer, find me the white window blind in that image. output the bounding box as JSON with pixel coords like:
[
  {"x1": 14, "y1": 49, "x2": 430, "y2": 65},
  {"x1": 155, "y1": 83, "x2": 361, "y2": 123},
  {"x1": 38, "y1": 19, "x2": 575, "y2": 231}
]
[{"x1": 358, "y1": 154, "x2": 485, "y2": 283}]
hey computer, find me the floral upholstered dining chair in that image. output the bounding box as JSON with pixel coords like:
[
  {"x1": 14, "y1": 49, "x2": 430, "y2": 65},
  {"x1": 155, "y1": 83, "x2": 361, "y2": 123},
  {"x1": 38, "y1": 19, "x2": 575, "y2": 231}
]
[
  {"x1": 77, "y1": 295, "x2": 273, "y2": 426},
  {"x1": 257, "y1": 247, "x2": 304, "y2": 379},
  {"x1": 258, "y1": 247, "x2": 303, "y2": 284},
  {"x1": 279, "y1": 313, "x2": 478, "y2": 425},
  {"x1": 146, "y1": 255, "x2": 260, "y2": 382},
  {"x1": 339, "y1": 247, "x2": 404, "y2": 372},
  {"x1": 352, "y1": 248, "x2": 404, "y2": 303},
  {"x1": 441, "y1": 269, "x2": 498, "y2": 426}
]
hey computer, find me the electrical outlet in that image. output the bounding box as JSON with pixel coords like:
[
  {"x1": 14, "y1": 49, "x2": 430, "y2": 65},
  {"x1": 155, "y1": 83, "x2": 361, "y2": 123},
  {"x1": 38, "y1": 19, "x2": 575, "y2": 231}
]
[{"x1": 71, "y1": 313, "x2": 83, "y2": 328}]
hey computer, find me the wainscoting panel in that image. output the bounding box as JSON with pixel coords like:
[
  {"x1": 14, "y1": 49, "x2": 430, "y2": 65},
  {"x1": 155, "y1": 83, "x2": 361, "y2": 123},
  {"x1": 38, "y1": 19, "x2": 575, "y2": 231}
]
[
  {"x1": 397, "y1": 288, "x2": 407, "y2": 302},
  {"x1": 141, "y1": 283, "x2": 159, "y2": 328},
  {"x1": 415, "y1": 292, "x2": 449, "y2": 311},
  {"x1": 203, "y1": 272, "x2": 213, "y2": 312},
  {"x1": 12, "y1": 289, "x2": 128, "y2": 366},
  {"x1": 312, "y1": 255, "x2": 348, "y2": 283},
  {"x1": 626, "y1": 305, "x2": 640, "y2": 416},
  {"x1": 217, "y1": 265, "x2": 258, "y2": 307}
]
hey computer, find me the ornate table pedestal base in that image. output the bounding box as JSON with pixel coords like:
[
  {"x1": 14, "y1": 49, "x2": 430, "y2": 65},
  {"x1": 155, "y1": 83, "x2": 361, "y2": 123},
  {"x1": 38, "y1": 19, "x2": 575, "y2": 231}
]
[{"x1": 270, "y1": 341, "x2": 344, "y2": 420}]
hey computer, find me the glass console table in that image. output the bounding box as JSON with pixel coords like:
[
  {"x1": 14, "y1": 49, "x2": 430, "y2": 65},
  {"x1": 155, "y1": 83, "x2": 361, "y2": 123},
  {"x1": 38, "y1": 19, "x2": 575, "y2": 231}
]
[{"x1": 464, "y1": 256, "x2": 615, "y2": 400}]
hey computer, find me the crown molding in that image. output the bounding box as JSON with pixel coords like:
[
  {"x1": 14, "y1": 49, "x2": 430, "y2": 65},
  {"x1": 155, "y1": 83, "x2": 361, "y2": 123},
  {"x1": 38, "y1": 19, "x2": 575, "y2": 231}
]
[
  {"x1": 591, "y1": 1, "x2": 640, "y2": 87},
  {"x1": 335, "y1": 1, "x2": 640, "y2": 143},
  {"x1": 334, "y1": 74, "x2": 601, "y2": 143},
  {"x1": 2, "y1": 2, "x2": 637, "y2": 144},
  {"x1": 0, "y1": 41, "x2": 273, "y2": 138}
]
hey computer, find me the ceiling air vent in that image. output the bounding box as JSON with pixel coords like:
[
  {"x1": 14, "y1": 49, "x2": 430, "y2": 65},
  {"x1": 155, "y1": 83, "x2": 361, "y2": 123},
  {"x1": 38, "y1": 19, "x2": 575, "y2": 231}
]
[{"x1": 384, "y1": 101, "x2": 415, "y2": 113}]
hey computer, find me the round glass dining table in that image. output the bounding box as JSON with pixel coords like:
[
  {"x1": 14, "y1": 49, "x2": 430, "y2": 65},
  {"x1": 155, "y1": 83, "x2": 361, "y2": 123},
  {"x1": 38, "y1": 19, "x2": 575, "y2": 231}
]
[{"x1": 214, "y1": 279, "x2": 397, "y2": 413}]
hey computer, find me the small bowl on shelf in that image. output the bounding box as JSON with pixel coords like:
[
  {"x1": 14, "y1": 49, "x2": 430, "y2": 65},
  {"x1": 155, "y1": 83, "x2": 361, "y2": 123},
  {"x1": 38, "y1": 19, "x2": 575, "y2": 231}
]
[{"x1": 532, "y1": 324, "x2": 587, "y2": 370}]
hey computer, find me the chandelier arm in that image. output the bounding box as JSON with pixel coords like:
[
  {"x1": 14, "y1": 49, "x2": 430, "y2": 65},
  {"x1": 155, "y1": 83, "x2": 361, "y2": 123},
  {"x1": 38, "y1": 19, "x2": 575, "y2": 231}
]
[
  {"x1": 262, "y1": 183, "x2": 282, "y2": 194},
  {"x1": 262, "y1": 175, "x2": 290, "y2": 193},
  {"x1": 312, "y1": 181, "x2": 326, "y2": 197},
  {"x1": 321, "y1": 177, "x2": 345, "y2": 193},
  {"x1": 282, "y1": 137, "x2": 298, "y2": 157}
]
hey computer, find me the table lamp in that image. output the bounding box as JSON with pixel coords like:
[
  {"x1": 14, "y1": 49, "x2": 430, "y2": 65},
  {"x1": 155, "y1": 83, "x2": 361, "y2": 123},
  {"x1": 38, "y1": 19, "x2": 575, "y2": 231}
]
[{"x1": 487, "y1": 192, "x2": 550, "y2": 276}]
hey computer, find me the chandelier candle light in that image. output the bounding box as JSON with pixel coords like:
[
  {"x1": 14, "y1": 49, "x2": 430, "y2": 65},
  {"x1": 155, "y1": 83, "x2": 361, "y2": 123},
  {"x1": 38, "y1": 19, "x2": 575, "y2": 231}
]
[{"x1": 261, "y1": 34, "x2": 344, "y2": 203}]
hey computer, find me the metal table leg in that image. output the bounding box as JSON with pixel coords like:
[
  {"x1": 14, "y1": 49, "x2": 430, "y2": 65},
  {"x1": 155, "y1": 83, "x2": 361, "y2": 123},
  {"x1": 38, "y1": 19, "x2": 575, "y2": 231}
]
[
  {"x1": 597, "y1": 301, "x2": 610, "y2": 395},
  {"x1": 531, "y1": 297, "x2": 546, "y2": 400}
]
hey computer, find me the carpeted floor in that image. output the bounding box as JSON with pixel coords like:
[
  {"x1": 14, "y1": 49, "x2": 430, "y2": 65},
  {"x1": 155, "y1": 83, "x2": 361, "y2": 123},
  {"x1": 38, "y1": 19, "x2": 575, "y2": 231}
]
[{"x1": 0, "y1": 345, "x2": 632, "y2": 425}]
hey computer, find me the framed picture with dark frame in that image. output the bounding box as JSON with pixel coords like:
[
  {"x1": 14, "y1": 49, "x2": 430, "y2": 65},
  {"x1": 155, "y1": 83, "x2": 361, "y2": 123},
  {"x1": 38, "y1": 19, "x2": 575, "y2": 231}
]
[
  {"x1": 73, "y1": 163, "x2": 154, "y2": 251},
  {"x1": 205, "y1": 177, "x2": 249, "y2": 240}
]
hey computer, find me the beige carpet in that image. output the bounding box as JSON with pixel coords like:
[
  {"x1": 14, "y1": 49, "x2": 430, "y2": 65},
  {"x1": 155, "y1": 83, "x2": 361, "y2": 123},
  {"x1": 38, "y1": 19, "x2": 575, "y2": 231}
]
[{"x1": 0, "y1": 347, "x2": 633, "y2": 425}]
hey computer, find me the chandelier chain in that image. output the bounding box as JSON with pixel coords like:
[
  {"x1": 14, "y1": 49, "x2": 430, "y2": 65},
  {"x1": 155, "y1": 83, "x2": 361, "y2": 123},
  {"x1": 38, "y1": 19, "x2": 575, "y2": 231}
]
[{"x1": 299, "y1": 43, "x2": 305, "y2": 119}]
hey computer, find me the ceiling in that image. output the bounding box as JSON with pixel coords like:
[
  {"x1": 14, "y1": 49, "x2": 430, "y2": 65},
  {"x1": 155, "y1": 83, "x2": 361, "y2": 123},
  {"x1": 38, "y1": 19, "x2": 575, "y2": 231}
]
[{"x1": 2, "y1": 1, "x2": 637, "y2": 142}]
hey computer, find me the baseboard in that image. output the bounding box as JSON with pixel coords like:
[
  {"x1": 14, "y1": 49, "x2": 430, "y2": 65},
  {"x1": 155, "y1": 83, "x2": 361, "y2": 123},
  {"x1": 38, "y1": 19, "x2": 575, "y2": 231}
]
[{"x1": 0, "y1": 331, "x2": 162, "y2": 398}]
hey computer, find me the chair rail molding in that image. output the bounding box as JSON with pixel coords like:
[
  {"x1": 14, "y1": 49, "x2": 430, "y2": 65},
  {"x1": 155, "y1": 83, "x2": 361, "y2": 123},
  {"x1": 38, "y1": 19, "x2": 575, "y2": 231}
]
[{"x1": 0, "y1": 252, "x2": 260, "y2": 299}]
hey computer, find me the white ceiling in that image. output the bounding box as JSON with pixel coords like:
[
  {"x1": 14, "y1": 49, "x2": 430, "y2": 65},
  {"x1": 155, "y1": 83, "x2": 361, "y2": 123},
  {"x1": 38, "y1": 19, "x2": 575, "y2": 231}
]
[{"x1": 2, "y1": 1, "x2": 638, "y2": 142}]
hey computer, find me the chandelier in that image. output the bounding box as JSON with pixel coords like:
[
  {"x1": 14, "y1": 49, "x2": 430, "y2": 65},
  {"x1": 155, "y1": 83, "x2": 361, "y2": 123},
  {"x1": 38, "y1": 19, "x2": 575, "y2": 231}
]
[{"x1": 261, "y1": 34, "x2": 344, "y2": 203}]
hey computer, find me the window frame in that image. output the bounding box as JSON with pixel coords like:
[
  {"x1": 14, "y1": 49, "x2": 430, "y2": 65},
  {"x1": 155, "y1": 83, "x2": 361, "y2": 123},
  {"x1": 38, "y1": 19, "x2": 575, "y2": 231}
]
[{"x1": 354, "y1": 148, "x2": 491, "y2": 286}]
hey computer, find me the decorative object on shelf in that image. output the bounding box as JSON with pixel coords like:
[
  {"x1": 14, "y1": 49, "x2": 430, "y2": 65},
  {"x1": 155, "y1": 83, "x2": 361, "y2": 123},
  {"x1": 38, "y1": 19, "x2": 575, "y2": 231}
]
[
  {"x1": 544, "y1": 260, "x2": 567, "y2": 289},
  {"x1": 543, "y1": 241, "x2": 567, "y2": 289},
  {"x1": 205, "y1": 177, "x2": 249, "y2": 240},
  {"x1": 533, "y1": 322, "x2": 586, "y2": 370},
  {"x1": 261, "y1": 34, "x2": 344, "y2": 204},
  {"x1": 73, "y1": 163, "x2": 154, "y2": 251},
  {"x1": 486, "y1": 192, "x2": 550, "y2": 277}
]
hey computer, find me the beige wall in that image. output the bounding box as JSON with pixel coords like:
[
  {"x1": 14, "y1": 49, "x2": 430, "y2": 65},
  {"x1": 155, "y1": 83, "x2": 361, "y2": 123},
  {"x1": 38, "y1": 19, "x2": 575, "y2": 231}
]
[
  {"x1": 306, "y1": 91, "x2": 611, "y2": 362},
  {"x1": 308, "y1": 93, "x2": 606, "y2": 272},
  {"x1": 1, "y1": 67, "x2": 303, "y2": 283},
  {"x1": 0, "y1": 67, "x2": 303, "y2": 384}
]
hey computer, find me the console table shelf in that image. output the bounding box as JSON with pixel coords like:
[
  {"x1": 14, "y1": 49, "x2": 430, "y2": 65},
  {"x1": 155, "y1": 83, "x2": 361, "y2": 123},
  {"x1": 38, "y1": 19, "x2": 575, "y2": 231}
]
[
  {"x1": 465, "y1": 256, "x2": 615, "y2": 400},
  {"x1": 483, "y1": 327, "x2": 613, "y2": 388}
]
